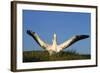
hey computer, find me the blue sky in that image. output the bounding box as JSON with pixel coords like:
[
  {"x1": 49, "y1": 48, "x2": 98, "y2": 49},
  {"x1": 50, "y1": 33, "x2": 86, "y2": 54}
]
[{"x1": 23, "y1": 10, "x2": 91, "y2": 54}]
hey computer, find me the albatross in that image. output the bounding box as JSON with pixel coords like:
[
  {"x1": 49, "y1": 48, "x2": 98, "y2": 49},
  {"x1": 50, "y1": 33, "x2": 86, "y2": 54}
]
[{"x1": 27, "y1": 30, "x2": 89, "y2": 56}]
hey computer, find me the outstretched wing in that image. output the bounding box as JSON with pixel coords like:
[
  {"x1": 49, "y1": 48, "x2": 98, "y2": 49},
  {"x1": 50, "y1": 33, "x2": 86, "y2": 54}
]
[
  {"x1": 58, "y1": 35, "x2": 89, "y2": 49},
  {"x1": 27, "y1": 30, "x2": 48, "y2": 49}
]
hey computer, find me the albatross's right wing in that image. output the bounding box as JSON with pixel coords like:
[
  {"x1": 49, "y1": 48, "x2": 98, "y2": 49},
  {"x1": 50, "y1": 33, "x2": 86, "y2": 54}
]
[
  {"x1": 27, "y1": 30, "x2": 48, "y2": 49},
  {"x1": 58, "y1": 35, "x2": 89, "y2": 50}
]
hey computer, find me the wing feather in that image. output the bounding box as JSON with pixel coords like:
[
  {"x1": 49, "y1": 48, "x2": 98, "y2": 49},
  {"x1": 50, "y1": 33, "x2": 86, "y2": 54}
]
[
  {"x1": 27, "y1": 30, "x2": 48, "y2": 49},
  {"x1": 58, "y1": 35, "x2": 89, "y2": 49}
]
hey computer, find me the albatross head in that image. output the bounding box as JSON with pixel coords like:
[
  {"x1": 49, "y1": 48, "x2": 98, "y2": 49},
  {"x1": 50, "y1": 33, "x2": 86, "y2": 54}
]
[
  {"x1": 54, "y1": 33, "x2": 56, "y2": 38},
  {"x1": 53, "y1": 33, "x2": 57, "y2": 42},
  {"x1": 52, "y1": 33, "x2": 57, "y2": 48}
]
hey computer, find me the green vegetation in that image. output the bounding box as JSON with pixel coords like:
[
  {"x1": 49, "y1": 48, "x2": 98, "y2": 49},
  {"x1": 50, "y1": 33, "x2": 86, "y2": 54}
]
[{"x1": 23, "y1": 50, "x2": 90, "y2": 62}]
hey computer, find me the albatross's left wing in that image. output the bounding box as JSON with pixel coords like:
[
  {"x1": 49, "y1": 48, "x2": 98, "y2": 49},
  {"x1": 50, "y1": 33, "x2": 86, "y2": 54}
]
[
  {"x1": 27, "y1": 30, "x2": 48, "y2": 49},
  {"x1": 58, "y1": 35, "x2": 89, "y2": 49}
]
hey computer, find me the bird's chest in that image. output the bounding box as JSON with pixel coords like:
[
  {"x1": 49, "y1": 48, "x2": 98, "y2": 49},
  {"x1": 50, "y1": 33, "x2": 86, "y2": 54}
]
[
  {"x1": 47, "y1": 45, "x2": 57, "y2": 52},
  {"x1": 50, "y1": 45, "x2": 58, "y2": 53}
]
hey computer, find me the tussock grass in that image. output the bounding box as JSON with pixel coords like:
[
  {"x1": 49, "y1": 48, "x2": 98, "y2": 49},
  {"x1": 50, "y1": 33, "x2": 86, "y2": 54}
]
[{"x1": 23, "y1": 50, "x2": 90, "y2": 62}]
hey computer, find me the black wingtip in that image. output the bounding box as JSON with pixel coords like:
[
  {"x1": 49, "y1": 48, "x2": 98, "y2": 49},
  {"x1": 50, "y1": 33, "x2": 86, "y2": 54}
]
[
  {"x1": 27, "y1": 30, "x2": 31, "y2": 35},
  {"x1": 27, "y1": 30, "x2": 35, "y2": 36},
  {"x1": 81, "y1": 35, "x2": 89, "y2": 38},
  {"x1": 77, "y1": 35, "x2": 89, "y2": 40}
]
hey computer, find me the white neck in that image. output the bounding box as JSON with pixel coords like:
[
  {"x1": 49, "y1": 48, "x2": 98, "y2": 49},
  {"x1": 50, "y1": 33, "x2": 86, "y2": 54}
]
[{"x1": 52, "y1": 33, "x2": 57, "y2": 47}]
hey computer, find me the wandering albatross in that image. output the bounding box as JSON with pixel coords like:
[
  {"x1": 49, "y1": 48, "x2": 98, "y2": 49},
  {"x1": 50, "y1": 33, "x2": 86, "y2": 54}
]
[{"x1": 27, "y1": 30, "x2": 89, "y2": 56}]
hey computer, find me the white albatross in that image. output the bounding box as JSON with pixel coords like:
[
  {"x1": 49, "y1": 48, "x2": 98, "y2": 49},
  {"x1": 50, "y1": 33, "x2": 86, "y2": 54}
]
[{"x1": 27, "y1": 30, "x2": 89, "y2": 56}]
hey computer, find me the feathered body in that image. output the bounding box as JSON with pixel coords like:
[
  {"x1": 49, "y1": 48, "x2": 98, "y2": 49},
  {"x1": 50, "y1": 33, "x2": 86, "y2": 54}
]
[{"x1": 27, "y1": 30, "x2": 89, "y2": 55}]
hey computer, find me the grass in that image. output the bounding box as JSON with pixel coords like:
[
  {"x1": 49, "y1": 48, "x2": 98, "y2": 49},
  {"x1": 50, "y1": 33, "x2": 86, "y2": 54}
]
[{"x1": 23, "y1": 50, "x2": 91, "y2": 62}]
